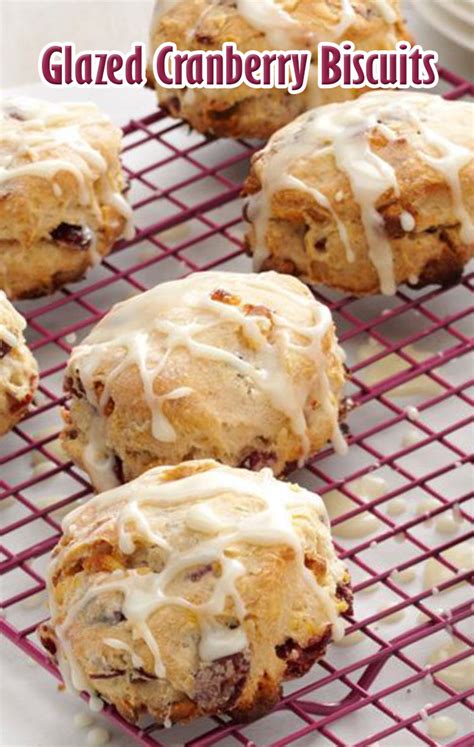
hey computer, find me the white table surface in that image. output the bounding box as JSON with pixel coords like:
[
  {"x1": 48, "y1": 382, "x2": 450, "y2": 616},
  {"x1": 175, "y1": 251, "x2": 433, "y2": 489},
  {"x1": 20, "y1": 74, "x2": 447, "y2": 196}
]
[{"x1": 1, "y1": 1, "x2": 472, "y2": 746}]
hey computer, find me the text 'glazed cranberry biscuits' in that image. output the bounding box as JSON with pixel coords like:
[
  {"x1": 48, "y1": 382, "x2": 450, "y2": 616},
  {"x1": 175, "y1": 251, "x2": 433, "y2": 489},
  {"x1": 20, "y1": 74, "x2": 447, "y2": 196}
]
[
  {"x1": 0, "y1": 98, "x2": 133, "y2": 299},
  {"x1": 39, "y1": 460, "x2": 352, "y2": 725},
  {"x1": 0, "y1": 291, "x2": 38, "y2": 436},
  {"x1": 61, "y1": 271, "x2": 346, "y2": 491},
  {"x1": 149, "y1": 0, "x2": 410, "y2": 139},
  {"x1": 243, "y1": 91, "x2": 474, "y2": 295}
]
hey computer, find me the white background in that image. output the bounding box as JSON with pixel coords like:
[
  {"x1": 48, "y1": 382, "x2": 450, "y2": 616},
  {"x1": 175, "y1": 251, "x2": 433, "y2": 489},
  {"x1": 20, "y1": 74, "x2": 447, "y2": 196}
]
[{"x1": 1, "y1": 1, "x2": 472, "y2": 746}]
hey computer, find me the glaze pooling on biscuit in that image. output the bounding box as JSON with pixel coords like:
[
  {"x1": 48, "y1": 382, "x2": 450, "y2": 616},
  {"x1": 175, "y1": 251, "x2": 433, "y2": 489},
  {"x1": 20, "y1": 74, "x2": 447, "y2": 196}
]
[
  {"x1": 42, "y1": 460, "x2": 350, "y2": 723},
  {"x1": 245, "y1": 91, "x2": 474, "y2": 295},
  {"x1": 64, "y1": 271, "x2": 346, "y2": 489}
]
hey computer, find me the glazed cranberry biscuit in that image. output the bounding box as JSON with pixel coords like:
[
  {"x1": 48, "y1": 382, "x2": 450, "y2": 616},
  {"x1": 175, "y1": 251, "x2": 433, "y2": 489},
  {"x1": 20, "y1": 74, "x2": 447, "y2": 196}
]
[
  {"x1": 149, "y1": 0, "x2": 410, "y2": 139},
  {"x1": 61, "y1": 271, "x2": 346, "y2": 490},
  {"x1": 39, "y1": 460, "x2": 352, "y2": 725},
  {"x1": 0, "y1": 291, "x2": 38, "y2": 436},
  {"x1": 243, "y1": 91, "x2": 474, "y2": 295},
  {"x1": 0, "y1": 98, "x2": 133, "y2": 299}
]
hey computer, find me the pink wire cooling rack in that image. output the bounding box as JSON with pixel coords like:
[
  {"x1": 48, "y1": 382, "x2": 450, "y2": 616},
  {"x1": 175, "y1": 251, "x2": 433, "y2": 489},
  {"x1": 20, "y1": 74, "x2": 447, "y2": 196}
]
[{"x1": 1, "y1": 67, "x2": 473, "y2": 747}]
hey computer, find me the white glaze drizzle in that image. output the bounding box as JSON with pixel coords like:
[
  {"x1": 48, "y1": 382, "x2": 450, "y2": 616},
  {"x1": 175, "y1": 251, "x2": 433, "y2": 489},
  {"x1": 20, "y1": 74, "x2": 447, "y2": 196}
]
[
  {"x1": 283, "y1": 174, "x2": 354, "y2": 262},
  {"x1": 153, "y1": 0, "x2": 357, "y2": 50},
  {"x1": 0, "y1": 291, "x2": 25, "y2": 348},
  {"x1": 237, "y1": 0, "x2": 356, "y2": 49},
  {"x1": 414, "y1": 117, "x2": 474, "y2": 244},
  {"x1": 400, "y1": 211, "x2": 415, "y2": 232},
  {"x1": 47, "y1": 462, "x2": 346, "y2": 701},
  {"x1": 237, "y1": 0, "x2": 310, "y2": 49},
  {"x1": 82, "y1": 414, "x2": 119, "y2": 491},
  {"x1": 151, "y1": 0, "x2": 404, "y2": 118},
  {"x1": 248, "y1": 92, "x2": 474, "y2": 295},
  {"x1": 68, "y1": 271, "x2": 345, "y2": 489},
  {"x1": 0, "y1": 97, "x2": 134, "y2": 240},
  {"x1": 371, "y1": 0, "x2": 397, "y2": 24}
]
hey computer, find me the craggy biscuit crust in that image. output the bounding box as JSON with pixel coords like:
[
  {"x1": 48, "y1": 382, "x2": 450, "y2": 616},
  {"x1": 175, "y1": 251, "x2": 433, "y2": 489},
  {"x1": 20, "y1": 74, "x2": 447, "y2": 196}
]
[
  {"x1": 149, "y1": 0, "x2": 411, "y2": 139},
  {"x1": 61, "y1": 271, "x2": 346, "y2": 489},
  {"x1": 39, "y1": 460, "x2": 352, "y2": 725},
  {"x1": 0, "y1": 292, "x2": 38, "y2": 435},
  {"x1": 243, "y1": 92, "x2": 474, "y2": 295},
  {"x1": 0, "y1": 98, "x2": 131, "y2": 299}
]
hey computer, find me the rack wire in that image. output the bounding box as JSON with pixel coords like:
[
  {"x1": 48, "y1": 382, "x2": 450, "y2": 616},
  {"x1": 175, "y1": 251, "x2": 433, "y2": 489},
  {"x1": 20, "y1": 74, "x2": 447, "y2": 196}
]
[{"x1": 1, "y1": 67, "x2": 473, "y2": 747}]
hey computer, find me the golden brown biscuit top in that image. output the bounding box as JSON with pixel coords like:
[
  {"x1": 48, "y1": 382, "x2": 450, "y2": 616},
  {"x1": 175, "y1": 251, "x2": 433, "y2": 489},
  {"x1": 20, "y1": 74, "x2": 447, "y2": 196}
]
[
  {"x1": 247, "y1": 91, "x2": 474, "y2": 294},
  {"x1": 152, "y1": 0, "x2": 401, "y2": 50},
  {"x1": 48, "y1": 459, "x2": 346, "y2": 689}
]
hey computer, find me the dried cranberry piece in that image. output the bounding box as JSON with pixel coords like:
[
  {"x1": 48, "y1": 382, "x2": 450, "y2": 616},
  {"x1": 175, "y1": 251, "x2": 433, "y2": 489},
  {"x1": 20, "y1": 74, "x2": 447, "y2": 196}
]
[
  {"x1": 275, "y1": 628, "x2": 332, "y2": 678},
  {"x1": 7, "y1": 110, "x2": 26, "y2": 121},
  {"x1": 51, "y1": 223, "x2": 92, "y2": 250},
  {"x1": 42, "y1": 636, "x2": 57, "y2": 656},
  {"x1": 90, "y1": 668, "x2": 126, "y2": 680},
  {"x1": 38, "y1": 625, "x2": 57, "y2": 657},
  {"x1": 113, "y1": 455, "x2": 125, "y2": 484},
  {"x1": 64, "y1": 375, "x2": 86, "y2": 399},
  {"x1": 187, "y1": 564, "x2": 213, "y2": 582},
  {"x1": 195, "y1": 33, "x2": 214, "y2": 44},
  {"x1": 195, "y1": 651, "x2": 250, "y2": 711},
  {"x1": 239, "y1": 450, "x2": 277, "y2": 471},
  {"x1": 282, "y1": 460, "x2": 298, "y2": 477},
  {"x1": 0, "y1": 341, "x2": 12, "y2": 358},
  {"x1": 109, "y1": 609, "x2": 126, "y2": 624},
  {"x1": 336, "y1": 581, "x2": 354, "y2": 615}
]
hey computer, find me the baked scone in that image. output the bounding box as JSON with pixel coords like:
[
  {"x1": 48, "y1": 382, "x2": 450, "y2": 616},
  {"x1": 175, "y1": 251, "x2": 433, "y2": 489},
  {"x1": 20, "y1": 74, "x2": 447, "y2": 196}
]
[
  {"x1": 149, "y1": 0, "x2": 410, "y2": 139},
  {"x1": 243, "y1": 91, "x2": 474, "y2": 295},
  {"x1": 61, "y1": 271, "x2": 346, "y2": 491},
  {"x1": 0, "y1": 97, "x2": 133, "y2": 300},
  {"x1": 0, "y1": 291, "x2": 38, "y2": 436},
  {"x1": 39, "y1": 459, "x2": 352, "y2": 725}
]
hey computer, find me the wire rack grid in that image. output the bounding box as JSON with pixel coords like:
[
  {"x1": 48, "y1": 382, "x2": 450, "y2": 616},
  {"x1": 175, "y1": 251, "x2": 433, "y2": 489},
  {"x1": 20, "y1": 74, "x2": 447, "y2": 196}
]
[{"x1": 1, "y1": 67, "x2": 473, "y2": 747}]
